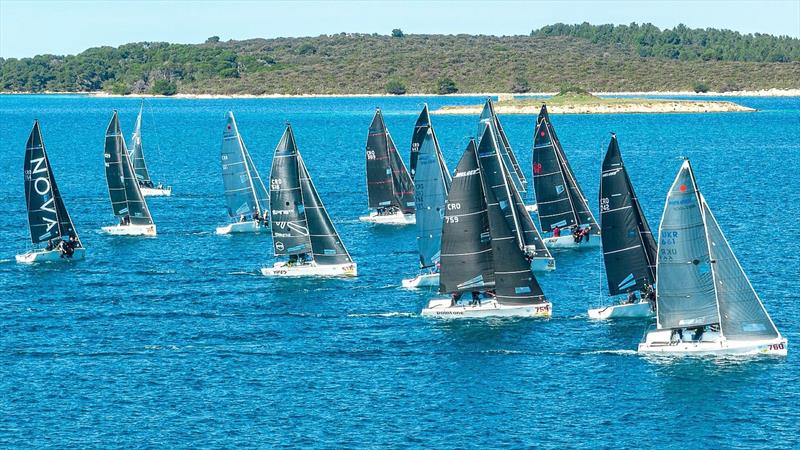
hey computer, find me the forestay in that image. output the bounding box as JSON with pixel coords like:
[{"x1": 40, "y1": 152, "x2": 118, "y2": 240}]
[
  {"x1": 269, "y1": 125, "x2": 312, "y2": 256},
  {"x1": 129, "y1": 102, "x2": 153, "y2": 187},
  {"x1": 532, "y1": 105, "x2": 599, "y2": 233},
  {"x1": 365, "y1": 108, "x2": 415, "y2": 213},
  {"x1": 23, "y1": 120, "x2": 79, "y2": 244},
  {"x1": 220, "y1": 112, "x2": 269, "y2": 220},
  {"x1": 600, "y1": 134, "x2": 657, "y2": 295},
  {"x1": 656, "y1": 161, "x2": 717, "y2": 329},
  {"x1": 478, "y1": 98, "x2": 527, "y2": 194},
  {"x1": 412, "y1": 104, "x2": 451, "y2": 269},
  {"x1": 103, "y1": 111, "x2": 153, "y2": 225},
  {"x1": 438, "y1": 140, "x2": 494, "y2": 294}
]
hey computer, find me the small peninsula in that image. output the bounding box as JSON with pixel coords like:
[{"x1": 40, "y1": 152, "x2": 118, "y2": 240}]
[{"x1": 434, "y1": 89, "x2": 755, "y2": 115}]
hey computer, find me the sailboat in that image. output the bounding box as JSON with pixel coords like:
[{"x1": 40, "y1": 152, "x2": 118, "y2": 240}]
[
  {"x1": 402, "y1": 105, "x2": 451, "y2": 288},
  {"x1": 531, "y1": 104, "x2": 600, "y2": 249},
  {"x1": 360, "y1": 108, "x2": 416, "y2": 225},
  {"x1": 100, "y1": 111, "x2": 157, "y2": 236},
  {"x1": 588, "y1": 134, "x2": 657, "y2": 319},
  {"x1": 129, "y1": 100, "x2": 171, "y2": 196},
  {"x1": 421, "y1": 126, "x2": 552, "y2": 318},
  {"x1": 216, "y1": 112, "x2": 270, "y2": 234},
  {"x1": 16, "y1": 121, "x2": 86, "y2": 263},
  {"x1": 478, "y1": 98, "x2": 529, "y2": 199},
  {"x1": 638, "y1": 159, "x2": 787, "y2": 355},
  {"x1": 261, "y1": 124, "x2": 357, "y2": 277}
]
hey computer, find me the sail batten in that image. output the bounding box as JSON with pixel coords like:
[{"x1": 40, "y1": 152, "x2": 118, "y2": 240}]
[{"x1": 599, "y1": 135, "x2": 657, "y2": 296}]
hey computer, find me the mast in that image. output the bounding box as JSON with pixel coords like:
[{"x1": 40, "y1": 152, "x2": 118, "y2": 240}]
[
  {"x1": 599, "y1": 134, "x2": 657, "y2": 295},
  {"x1": 269, "y1": 125, "x2": 313, "y2": 257},
  {"x1": 438, "y1": 140, "x2": 494, "y2": 294}
]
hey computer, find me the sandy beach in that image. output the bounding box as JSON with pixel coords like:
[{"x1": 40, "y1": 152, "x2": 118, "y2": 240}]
[{"x1": 433, "y1": 100, "x2": 756, "y2": 115}]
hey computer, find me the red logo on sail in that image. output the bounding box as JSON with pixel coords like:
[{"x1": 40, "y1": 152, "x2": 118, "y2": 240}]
[
  {"x1": 540, "y1": 130, "x2": 545, "y2": 137},
  {"x1": 679, "y1": 184, "x2": 687, "y2": 192},
  {"x1": 533, "y1": 162, "x2": 542, "y2": 174}
]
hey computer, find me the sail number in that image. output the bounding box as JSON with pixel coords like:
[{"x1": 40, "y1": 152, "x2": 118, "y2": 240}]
[
  {"x1": 271, "y1": 178, "x2": 282, "y2": 189},
  {"x1": 445, "y1": 216, "x2": 459, "y2": 223},
  {"x1": 600, "y1": 197, "x2": 610, "y2": 211},
  {"x1": 768, "y1": 343, "x2": 785, "y2": 351},
  {"x1": 366, "y1": 150, "x2": 376, "y2": 160},
  {"x1": 447, "y1": 202, "x2": 461, "y2": 210}
]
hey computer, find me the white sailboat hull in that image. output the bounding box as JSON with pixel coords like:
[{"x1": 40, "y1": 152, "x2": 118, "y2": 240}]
[
  {"x1": 402, "y1": 272, "x2": 440, "y2": 289},
  {"x1": 638, "y1": 330, "x2": 788, "y2": 356},
  {"x1": 543, "y1": 233, "x2": 601, "y2": 249},
  {"x1": 421, "y1": 298, "x2": 552, "y2": 319},
  {"x1": 531, "y1": 256, "x2": 556, "y2": 272},
  {"x1": 260, "y1": 261, "x2": 357, "y2": 278},
  {"x1": 140, "y1": 186, "x2": 172, "y2": 197},
  {"x1": 16, "y1": 248, "x2": 86, "y2": 263},
  {"x1": 215, "y1": 220, "x2": 268, "y2": 235},
  {"x1": 100, "y1": 223, "x2": 157, "y2": 236},
  {"x1": 588, "y1": 300, "x2": 653, "y2": 320},
  {"x1": 359, "y1": 211, "x2": 416, "y2": 225}
]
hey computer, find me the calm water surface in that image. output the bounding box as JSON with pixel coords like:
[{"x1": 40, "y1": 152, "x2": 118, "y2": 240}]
[{"x1": 0, "y1": 95, "x2": 798, "y2": 448}]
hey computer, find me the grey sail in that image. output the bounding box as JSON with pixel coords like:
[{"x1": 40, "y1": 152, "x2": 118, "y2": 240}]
[
  {"x1": 478, "y1": 124, "x2": 552, "y2": 261},
  {"x1": 366, "y1": 108, "x2": 415, "y2": 213},
  {"x1": 298, "y1": 150, "x2": 353, "y2": 265},
  {"x1": 702, "y1": 198, "x2": 779, "y2": 340},
  {"x1": 478, "y1": 99, "x2": 527, "y2": 194},
  {"x1": 600, "y1": 134, "x2": 657, "y2": 296},
  {"x1": 439, "y1": 140, "x2": 494, "y2": 294},
  {"x1": 103, "y1": 111, "x2": 153, "y2": 225},
  {"x1": 129, "y1": 101, "x2": 153, "y2": 187},
  {"x1": 477, "y1": 127, "x2": 548, "y2": 306},
  {"x1": 269, "y1": 125, "x2": 312, "y2": 256},
  {"x1": 412, "y1": 105, "x2": 451, "y2": 269},
  {"x1": 23, "y1": 120, "x2": 79, "y2": 244},
  {"x1": 533, "y1": 105, "x2": 599, "y2": 233},
  {"x1": 656, "y1": 161, "x2": 717, "y2": 329},
  {"x1": 220, "y1": 112, "x2": 268, "y2": 220}
]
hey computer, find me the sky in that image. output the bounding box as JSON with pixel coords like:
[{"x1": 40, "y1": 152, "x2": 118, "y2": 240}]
[{"x1": 1, "y1": 0, "x2": 798, "y2": 58}]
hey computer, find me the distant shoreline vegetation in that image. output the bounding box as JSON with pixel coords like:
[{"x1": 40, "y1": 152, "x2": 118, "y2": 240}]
[{"x1": 1, "y1": 23, "x2": 798, "y2": 96}]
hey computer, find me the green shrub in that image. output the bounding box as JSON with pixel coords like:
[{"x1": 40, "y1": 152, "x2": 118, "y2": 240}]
[
  {"x1": 391, "y1": 29, "x2": 404, "y2": 38},
  {"x1": 151, "y1": 79, "x2": 177, "y2": 95},
  {"x1": 436, "y1": 78, "x2": 458, "y2": 94},
  {"x1": 385, "y1": 79, "x2": 407, "y2": 95},
  {"x1": 692, "y1": 81, "x2": 709, "y2": 93},
  {"x1": 111, "y1": 81, "x2": 131, "y2": 95},
  {"x1": 297, "y1": 42, "x2": 317, "y2": 55},
  {"x1": 511, "y1": 77, "x2": 530, "y2": 93}
]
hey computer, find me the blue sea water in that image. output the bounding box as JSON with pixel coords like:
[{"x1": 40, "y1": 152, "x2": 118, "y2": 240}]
[{"x1": 0, "y1": 94, "x2": 798, "y2": 448}]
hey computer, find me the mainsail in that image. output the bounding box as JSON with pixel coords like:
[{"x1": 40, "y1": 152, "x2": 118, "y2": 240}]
[
  {"x1": 477, "y1": 123, "x2": 552, "y2": 262},
  {"x1": 129, "y1": 101, "x2": 153, "y2": 187},
  {"x1": 599, "y1": 134, "x2": 657, "y2": 296},
  {"x1": 478, "y1": 98, "x2": 527, "y2": 194},
  {"x1": 412, "y1": 104, "x2": 452, "y2": 269},
  {"x1": 365, "y1": 108, "x2": 415, "y2": 213},
  {"x1": 477, "y1": 128, "x2": 548, "y2": 306},
  {"x1": 269, "y1": 125, "x2": 312, "y2": 256},
  {"x1": 532, "y1": 105, "x2": 599, "y2": 233},
  {"x1": 220, "y1": 112, "x2": 269, "y2": 220},
  {"x1": 103, "y1": 111, "x2": 153, "y2": 225},
  {"x1": 23, "y1": 120, "x2": 79, "y2": 244},
  {"x1": 438, "y1": 140, "x2": 494, "y2": 294}
]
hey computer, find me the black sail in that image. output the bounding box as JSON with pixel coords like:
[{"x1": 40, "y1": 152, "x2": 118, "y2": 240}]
[
  {"x1": 477, "y1": 128, "x2": 548, "y2": 306},
  {"x1": 297, "y1": 149, "x2": 353, "y2": 265},
  {"x1": 409, "y1": 104, "x2": 430, "y2": 180},
  {"x1": 23, "y1": 120, "x2": 78, "y2": 244},
  {"x1": 439, "y1": 140, "x2": 494, "y2": 294},
  {"x1": 599, "y1": 134, "x2": 657, "y2": 296},
  {"x1": 534, "y1": 105, "x2": 599, "y2": 233},
  {"x1": 478, "y1": 99, "x2": 528, "y2": 194},
  {"x1": 477, "y1": 124, "x2": 550, "y2": 259},
  {"x1": 366, "y1": 108, "x2": 415, "y2": 213},
  {"x1": 103, "y1": 111, "x2": 153, "y2": 225},
  {"x1": 269, "y1": 125, "x2": 312, "y2": 256}
]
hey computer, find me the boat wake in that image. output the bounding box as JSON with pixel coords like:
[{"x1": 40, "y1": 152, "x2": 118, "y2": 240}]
[
  {"x1": 347, "y1": 312, "x2": 416, "y2": 318},
  {"x1": 583, "y1": 349, "x2": 638, "y2": 356}
]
